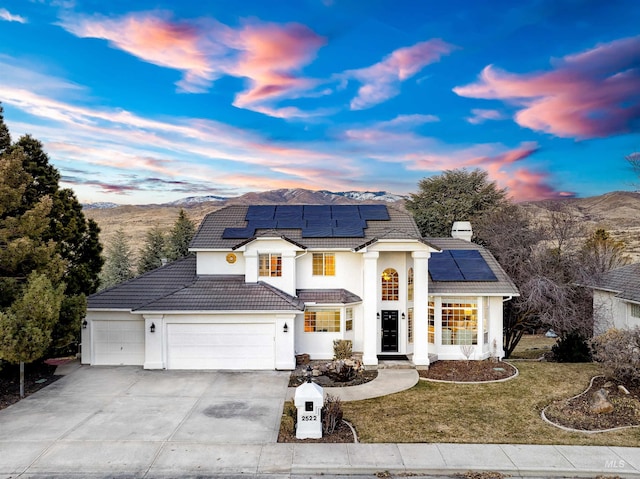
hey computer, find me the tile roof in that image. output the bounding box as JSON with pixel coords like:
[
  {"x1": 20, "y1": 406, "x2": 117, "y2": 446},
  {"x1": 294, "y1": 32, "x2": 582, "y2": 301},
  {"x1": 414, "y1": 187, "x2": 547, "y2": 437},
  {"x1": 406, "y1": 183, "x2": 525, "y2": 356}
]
[
  {"x1": 87, "y1": 255, "x2": 197, "y2": 310},
  {"x1": 190, "y1": 204, "x2": 423, "y2": 250},
  {"x1": 296, "y1": 289, "x2": 362, "y2": 304},
  {"x1": 582, "y1": 262, "x2": 640, "y2": 304},
  {"x1": 136, "y1": 276, "x2": 304, "y2": 312},
  {"x1": 426, "y1": 238, "x2": 520, "y2": 296}
]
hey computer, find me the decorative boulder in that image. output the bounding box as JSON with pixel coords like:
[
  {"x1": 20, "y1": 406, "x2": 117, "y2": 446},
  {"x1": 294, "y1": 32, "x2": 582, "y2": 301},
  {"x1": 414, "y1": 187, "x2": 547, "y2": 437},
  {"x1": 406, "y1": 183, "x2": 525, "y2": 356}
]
[{"x1": 590, "y1": 388, "x2": 614, "y2": 414}]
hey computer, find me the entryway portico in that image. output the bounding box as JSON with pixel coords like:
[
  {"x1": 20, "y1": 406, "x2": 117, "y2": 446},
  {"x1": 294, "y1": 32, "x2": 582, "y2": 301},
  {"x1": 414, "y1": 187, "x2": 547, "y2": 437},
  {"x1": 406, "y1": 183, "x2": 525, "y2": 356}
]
[{"x1": 358, "y1": 240, "x2": 438, "y2": 369}]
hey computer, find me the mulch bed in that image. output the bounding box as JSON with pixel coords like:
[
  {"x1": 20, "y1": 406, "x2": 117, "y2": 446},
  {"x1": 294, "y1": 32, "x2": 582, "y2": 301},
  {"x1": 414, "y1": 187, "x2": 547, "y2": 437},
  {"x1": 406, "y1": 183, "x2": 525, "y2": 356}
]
[
  {"x1": 544, "y1": 376, "x2": 640, "y2": 431},
  {"x1": 0, "y1": 361, "x2": 61, "y2": 410},
  {"x1": 278, "y1": 420, "x2": 355, "y2": 443},
  {"x1": 419, "y1": 360, "x2": 517, "y2": 382}
]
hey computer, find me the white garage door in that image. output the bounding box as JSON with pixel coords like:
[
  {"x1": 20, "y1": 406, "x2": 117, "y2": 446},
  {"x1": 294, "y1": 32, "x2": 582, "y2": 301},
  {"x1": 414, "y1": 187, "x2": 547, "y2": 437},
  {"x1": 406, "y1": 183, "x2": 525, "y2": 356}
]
[
  {"x1": 93, "y1": 320, "x2": 145, "y2": 365},
  {"x1": 167, "y1": 323, "x2": 275, "y2": 370}
]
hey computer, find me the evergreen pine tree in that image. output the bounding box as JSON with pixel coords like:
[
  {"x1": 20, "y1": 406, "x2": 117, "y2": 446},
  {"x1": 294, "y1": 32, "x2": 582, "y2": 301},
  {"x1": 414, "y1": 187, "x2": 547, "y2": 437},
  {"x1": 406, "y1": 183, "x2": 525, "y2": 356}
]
[
  {"x1": 0, "y1": 103, "x2": 11, "y2": 155},
  {"x1": 101, "y1": 228, "x2": 135, "y2": 288},
  {"x1": 167, "y1": 209, "x2": 195, "y2": 261},
  {"x1": 137, "y1": 225, "x2": 167, "y2": 274}
]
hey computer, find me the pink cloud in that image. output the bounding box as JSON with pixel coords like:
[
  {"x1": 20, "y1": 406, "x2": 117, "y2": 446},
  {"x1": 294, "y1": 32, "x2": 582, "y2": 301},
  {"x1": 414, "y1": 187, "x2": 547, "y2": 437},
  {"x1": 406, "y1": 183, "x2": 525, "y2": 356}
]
[
  {"x1": 454, "y1": 35, "x2": 640, "y2": 139},
  {"x1": 466, "y1": 108, "x2": 505, "y2": 125},
  {"x1": 346, "y1": 39, "x2": 456, "y2": 110}
]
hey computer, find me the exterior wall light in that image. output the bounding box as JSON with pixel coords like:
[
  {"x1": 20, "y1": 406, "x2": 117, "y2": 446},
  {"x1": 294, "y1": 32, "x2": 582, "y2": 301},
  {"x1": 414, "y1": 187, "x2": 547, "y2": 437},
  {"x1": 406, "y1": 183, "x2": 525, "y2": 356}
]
[
  {"x1": 376, "y1": 312, "x2": 380, "y2": 319},
  {"x1": 82, "y1": 319, "x2": 88, "y2": 329},
  {"x1": 283, "y1": 323, "x2": 288, "y2": 333},
  {"x1": 150, "y1": 322, "x2": 156, "y2": 333},
  {"x1": 402, "y1": 312, "x2": 406, "y2": 320}
]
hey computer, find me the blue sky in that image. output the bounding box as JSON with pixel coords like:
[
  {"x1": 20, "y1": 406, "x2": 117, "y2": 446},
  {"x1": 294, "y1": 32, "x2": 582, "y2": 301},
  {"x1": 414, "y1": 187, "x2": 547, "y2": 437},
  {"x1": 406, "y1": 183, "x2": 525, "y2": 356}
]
[{"x1": 1, "y1": 0, "x2": 639, "y2": 204}]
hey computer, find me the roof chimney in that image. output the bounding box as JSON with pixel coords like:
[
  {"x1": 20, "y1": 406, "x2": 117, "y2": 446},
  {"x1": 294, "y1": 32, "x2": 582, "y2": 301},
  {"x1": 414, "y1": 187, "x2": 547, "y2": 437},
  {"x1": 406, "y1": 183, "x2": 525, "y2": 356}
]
[{"x1": 451, "y1": 221, "x2": 472, "y2": 242}]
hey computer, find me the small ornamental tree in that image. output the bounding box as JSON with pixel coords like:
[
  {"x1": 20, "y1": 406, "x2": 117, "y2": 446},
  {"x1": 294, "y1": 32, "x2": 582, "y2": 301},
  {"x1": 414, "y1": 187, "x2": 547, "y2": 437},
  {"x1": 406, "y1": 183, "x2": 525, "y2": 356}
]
[
  {"x1": 592, "y1": 328, "x2": 640, "y2": 386},
  {"x1": 0, "y1": 273, "x2": 65, "y2": 397}
]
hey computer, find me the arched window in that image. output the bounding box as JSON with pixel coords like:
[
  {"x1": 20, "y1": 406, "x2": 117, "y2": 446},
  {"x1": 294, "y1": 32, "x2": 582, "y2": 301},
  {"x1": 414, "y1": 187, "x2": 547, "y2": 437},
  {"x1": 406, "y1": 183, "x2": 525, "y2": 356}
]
[
  {"x1": 407, "y1": 267, "x2": 414, "y2": 301},
  {"x1": 381, "y1": 268, "x2": 399, "y2": 301}
]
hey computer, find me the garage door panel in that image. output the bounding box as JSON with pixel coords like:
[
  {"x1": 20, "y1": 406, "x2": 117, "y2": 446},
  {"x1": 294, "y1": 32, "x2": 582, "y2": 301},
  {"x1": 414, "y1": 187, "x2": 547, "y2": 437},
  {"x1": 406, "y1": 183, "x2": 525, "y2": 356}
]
[
  {"x1": 167, "y1": 323, "x2": 275, "y2": 370},
  {"x1": 93, "y1": 320, "x2": 145, "y2": 366}
]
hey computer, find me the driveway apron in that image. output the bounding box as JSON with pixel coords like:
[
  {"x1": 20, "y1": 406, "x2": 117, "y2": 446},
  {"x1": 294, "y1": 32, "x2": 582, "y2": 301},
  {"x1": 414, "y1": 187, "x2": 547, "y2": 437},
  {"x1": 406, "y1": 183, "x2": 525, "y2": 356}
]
[{"x1": 0, "y1": 366, "x2": 290, "y2": 477}]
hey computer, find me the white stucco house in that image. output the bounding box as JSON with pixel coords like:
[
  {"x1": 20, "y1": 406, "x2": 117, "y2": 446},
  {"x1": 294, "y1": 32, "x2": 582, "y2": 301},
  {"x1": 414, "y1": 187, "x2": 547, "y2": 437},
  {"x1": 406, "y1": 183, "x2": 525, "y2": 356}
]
[
  {"x1": 82, "y1": 204, "x2": 518, "y2": 370},
  {"x1": 583, "y1": 263, "x2": 640, "y2": 334}
]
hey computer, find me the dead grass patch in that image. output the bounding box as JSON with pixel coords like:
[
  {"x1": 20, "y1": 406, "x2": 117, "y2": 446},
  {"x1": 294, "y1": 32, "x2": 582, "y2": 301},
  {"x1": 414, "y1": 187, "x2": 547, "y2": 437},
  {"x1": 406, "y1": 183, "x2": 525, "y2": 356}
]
[
  {"x1": 342, "y1": 362, "x2": 640, "y2": 446},
  {"x1": 509, "y1": 334, "x2": 556, "y2": 359}
]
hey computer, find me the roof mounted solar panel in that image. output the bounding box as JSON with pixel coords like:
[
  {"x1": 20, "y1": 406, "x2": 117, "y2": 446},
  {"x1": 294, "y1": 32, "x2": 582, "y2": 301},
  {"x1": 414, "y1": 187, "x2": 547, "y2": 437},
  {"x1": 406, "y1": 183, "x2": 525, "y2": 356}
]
[
  {"x1": 301, "y1": 226, "x2": 333, "y2": 238},
  {"x1": 336, "y1": 219, "x2": 367, "y2": 228},
  {"x1": 275, "y1": 205, "x2": 303, "y2": 220},
  {"x1": 331, "y1": 205, "x2": 361, "y2": 219},
  {"x1": 332, "y1": 227, "x2": 365, "y2": 237},
  {"x1": 429, "y1": 251, "x2": 465, "y2": 281},
  {"x1": 245, "y1": 205, "x2": 275, "y2": 220},
  {"x1": 276, "y1": 219, "x2": 306, "y2": 229},
  {"x1": 306, "y1": 218, "x2": 337, "y2": 227},
  {"x1": 303, "y1": 205, "x2": 331, "y2": 219},
  {"x1": 222, "y1": 227, "x2": 255, "y2": 239},
  {"x1": 359, "y1": 204, "x2": 390, "y2": 220},
  {"x1": 249, "y1": 219, "x2": 277, "y2": 229}
]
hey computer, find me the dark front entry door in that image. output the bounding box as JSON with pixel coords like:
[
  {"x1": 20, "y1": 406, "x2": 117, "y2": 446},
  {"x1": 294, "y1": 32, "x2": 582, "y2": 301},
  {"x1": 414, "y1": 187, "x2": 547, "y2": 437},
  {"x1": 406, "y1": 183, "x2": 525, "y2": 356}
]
[{"x1": 381, "y1": 310, "x2": 399, "y2": 352}]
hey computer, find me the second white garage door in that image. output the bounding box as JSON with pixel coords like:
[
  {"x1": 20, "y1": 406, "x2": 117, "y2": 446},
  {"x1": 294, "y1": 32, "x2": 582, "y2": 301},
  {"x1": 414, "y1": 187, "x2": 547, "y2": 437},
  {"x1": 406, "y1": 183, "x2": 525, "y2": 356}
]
[{"x1": 166, "y1": 322, "x2": 275, "y2": 370}]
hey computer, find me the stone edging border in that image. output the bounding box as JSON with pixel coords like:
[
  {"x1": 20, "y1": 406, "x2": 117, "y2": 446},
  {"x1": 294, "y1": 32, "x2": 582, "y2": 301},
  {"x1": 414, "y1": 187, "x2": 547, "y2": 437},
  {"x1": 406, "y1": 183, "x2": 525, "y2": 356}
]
[
  {"x1": 418, "y1": 361, "x2": 519, "y2": 385},
  {"x1": 541, "y1": 375, "x2": 640, "y2": 434}
]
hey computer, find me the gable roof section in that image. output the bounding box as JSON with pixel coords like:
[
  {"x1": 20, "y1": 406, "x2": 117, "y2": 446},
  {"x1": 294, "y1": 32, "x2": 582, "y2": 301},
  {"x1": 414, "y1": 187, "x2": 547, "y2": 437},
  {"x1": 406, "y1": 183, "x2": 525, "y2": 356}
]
[
  {"x1": 583, "y1": 262, "x2": 640, "y2": 304},
  {"x1": 426, "y1": 238, "x2": 519, "y2": 296},
  {"x1": 136, "y1": 276, "x2": 304, "y2": 312},
  {"x1": 88, "y1": 255, "x2": 197, "y2": 310},
  {"x1": 191, "y1": 204, "x2": 423, "y2": 250}
]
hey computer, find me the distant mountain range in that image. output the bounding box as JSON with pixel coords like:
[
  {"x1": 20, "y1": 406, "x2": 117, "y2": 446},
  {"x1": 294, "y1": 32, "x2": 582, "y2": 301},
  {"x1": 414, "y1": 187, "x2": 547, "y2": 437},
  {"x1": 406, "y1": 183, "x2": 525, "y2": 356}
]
[{"x1": 83, "y1": 188, "x2": 407, "y2": 209}]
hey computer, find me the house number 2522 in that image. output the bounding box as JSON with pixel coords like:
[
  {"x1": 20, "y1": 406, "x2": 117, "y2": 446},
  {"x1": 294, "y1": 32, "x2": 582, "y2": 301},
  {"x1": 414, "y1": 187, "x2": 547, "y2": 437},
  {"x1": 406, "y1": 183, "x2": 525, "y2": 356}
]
[{"x1": 301, "y1": 415, "x2": 317, "y2": 421}]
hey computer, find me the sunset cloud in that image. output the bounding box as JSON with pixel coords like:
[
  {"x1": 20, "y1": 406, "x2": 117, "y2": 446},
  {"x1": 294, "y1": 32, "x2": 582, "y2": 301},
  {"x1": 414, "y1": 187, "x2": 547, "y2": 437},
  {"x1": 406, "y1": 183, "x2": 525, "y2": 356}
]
[
  {"x1": 454, "y1": 35, "x2": 640, "y2": 139},
  {"x1": 0, "y1": 8, "x2": 27, "y2": 23},
  {"x1": 466, "y1": 109, "x2": 505, "y2": 125},
  {"x1": 346, "y1": 39, "x2": 456, "y2": 110}
]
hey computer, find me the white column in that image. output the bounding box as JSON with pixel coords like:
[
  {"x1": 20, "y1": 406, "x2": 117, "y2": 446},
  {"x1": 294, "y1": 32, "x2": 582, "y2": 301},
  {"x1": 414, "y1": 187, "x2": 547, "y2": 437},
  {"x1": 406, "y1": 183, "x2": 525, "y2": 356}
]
[
  {"x1": 362, "y1": 251, "x2": 379, "y2": 368},
  {"x1": 275, "y1": 314, "x2": 297, "y2": 370},
  {"x1": 144, "y1": 314, "x2": 164, "y2": 369},
  {"x1": 412, "y1": 251, "x2": 430, "y2": 368},
  {"x1": 245, "y1": 251, "x2": 258, "y2": 283},
  {"x1": 281, "y1": 250, "x2": 297, "y2": 296}
]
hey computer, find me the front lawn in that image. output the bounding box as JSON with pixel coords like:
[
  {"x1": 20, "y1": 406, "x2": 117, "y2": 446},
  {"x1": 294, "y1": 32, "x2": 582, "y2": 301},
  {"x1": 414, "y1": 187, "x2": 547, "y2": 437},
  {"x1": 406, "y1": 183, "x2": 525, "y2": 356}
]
[
  {"x1": 509, "y1": 334, "x2": 556, "y2": 359},
  {"x1": 341, "y1": 362, "x2": 640, "y2": 446}
]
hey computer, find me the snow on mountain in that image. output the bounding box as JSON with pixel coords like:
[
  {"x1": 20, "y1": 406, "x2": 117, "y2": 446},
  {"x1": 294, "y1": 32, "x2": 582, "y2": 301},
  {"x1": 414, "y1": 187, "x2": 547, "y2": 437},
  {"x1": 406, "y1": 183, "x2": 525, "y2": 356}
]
[
  {"x1": 166, "y1": 195, "x2": 230, "y2": 206},
  {"x1": 82, "y1": 202, "x2": 119, "y2": 210}
]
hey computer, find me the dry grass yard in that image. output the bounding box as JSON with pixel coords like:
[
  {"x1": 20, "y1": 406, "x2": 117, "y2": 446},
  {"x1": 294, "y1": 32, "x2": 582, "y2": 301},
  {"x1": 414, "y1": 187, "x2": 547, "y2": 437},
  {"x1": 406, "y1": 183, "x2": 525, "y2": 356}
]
[
  {"x1": 509, "y1": 334, "x2": 556, "y2": 359},
  {"x1": 342, "y1": 362, "x2": 640, "y2": 446}
]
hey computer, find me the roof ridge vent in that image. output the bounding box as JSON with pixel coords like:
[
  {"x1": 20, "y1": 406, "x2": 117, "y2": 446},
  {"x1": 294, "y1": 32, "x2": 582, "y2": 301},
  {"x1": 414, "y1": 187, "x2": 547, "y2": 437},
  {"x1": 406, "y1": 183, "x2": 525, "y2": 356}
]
[{"x1": 451, "y1": 221, "x2": 472, "y2": 242}]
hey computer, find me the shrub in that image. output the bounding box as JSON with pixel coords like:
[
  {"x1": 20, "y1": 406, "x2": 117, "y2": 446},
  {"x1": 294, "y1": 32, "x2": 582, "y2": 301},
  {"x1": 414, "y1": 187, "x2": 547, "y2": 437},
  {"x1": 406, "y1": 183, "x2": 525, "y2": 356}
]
[
  {"x1": 551, "y1": 331, "x2": 592, "y2": 362},
  {"x1": 322, "y1": 394, "x2": 343, "y2": 434},
  {"x1": 333, "y1": 339, "x2": 352, "y2": 360},
  {"x1": 591, "y1": 327, "x2": 640, "y2": 386}
]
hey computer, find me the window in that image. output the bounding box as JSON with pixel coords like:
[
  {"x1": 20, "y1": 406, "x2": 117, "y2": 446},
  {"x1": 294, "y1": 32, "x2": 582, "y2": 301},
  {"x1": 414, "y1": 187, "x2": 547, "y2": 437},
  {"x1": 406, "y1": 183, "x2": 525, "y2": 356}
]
[
  {"x1": 632, "y1": 303, "x2": 640, "y2": 318},
  {"x1": 345, "y1": 307, "x2": 353, "y2": 331},
  {"x1": 259, "y1": 253, "x2": 281, "y2": 277},
  {"x1": 381, "y1": 268, "x2": 399, "y2": 301},
  {"x1": 407, "y1": 308, "x2": 414, "y2": 343},
  {"x1": 441, "y1": 297, "x2": 477, "y2": 345},
  {"x1": 407, "y1": 267, "x2": 414, "y2": 301},
  {"x1": 312, "y1": 253, "x2": 335, "y2": 276},
  {"x1": 304, "y1": 309, "x2": 341, "y2": 332},
  {"x1": 428, "y1": 298, "x2": 435, "y2": 344}
]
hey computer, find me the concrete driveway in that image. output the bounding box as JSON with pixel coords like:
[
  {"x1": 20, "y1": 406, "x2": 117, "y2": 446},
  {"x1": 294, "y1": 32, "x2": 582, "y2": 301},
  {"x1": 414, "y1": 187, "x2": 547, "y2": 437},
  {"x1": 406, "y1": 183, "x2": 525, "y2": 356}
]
[{"x1": 0, "y1": 365, "x2": 290, "y2": 477}]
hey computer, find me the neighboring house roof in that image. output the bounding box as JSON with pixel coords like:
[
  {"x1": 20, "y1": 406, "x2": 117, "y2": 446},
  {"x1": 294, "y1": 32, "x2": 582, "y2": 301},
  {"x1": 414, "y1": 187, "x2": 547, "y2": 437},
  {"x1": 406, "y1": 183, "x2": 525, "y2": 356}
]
[
  {"x1": 88, "y1": 255, "x2": 303, "y2": 312},
  {"x1": 426, "y1": 238, "x2": 520, "y2": 297},
  {"x1": 582, "y1": 262, "x2": 640, "y2": 304},
  {"x1": 190, "y1": 204, "x2": 425, "y2": 250},
  {"x1": 297, "y1": 289, "x2": 362, "y2": 304}
]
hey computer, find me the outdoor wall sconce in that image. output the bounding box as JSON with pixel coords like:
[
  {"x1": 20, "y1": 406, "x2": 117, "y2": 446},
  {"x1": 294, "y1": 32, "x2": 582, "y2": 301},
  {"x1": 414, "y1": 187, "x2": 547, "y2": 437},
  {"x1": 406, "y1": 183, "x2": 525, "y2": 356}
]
[
  {"x1": 402, "y1": 312, "x2": 406, "y2": 320},
  {"x1": 283, "y1": 323, "x2": 288, "y2": 333},
  {"x1": 376, "y1": 312, "x2": 380, "y2": 319},
  {"x1": 82, "y1": 319, "x2": 87, "y2": 329},
  {"x1": 150, "y1": 322, "x2": 155, "y2": 333}
]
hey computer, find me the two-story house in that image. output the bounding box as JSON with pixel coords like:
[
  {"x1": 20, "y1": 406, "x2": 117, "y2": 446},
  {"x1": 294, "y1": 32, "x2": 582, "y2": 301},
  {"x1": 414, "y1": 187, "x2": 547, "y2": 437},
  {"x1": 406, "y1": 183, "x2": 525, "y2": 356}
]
[{"x1": 82, "y1": 204, "x2": 518, "y2": 370}]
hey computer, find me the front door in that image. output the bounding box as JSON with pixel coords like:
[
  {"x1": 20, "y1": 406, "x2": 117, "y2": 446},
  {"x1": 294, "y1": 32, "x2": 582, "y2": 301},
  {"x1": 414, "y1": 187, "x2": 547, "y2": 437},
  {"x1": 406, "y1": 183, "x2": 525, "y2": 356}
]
[{"x1": 381, "y1": 310, "x2": 398, "y2": 352}]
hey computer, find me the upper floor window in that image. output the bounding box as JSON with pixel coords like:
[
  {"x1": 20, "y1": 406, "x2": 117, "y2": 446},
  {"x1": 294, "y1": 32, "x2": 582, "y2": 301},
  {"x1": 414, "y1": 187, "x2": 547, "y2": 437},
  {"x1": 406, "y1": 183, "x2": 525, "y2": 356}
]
[
  {"x1": 312, "y1": 253, "x2": 335, "y2": 276},
  {"x1": 407, "y1": 267, "x2": 414, "y2": 301},
  {"x1": 381, "y1": 268, "x2": 399, "y2": 301},
  {"x1": 631, "y1": 303, "x2": 640, "y2": 318},
  {"x1": 259, "y1": 253, "x2": 282, "y2": 277}
]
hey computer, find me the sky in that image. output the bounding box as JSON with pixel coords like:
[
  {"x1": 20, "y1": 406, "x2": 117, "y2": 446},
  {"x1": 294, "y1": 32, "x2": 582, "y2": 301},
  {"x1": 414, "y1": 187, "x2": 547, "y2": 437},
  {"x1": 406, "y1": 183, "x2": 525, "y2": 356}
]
[{"x1": 1, "y1": 0, "x2": 639, "y2": 205}]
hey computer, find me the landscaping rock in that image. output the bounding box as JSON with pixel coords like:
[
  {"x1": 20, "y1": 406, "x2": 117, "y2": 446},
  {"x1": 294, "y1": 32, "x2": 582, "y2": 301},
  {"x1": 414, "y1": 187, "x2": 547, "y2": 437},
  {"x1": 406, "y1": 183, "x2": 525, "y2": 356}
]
[
  {"x1": 590, "y1": 388, "x2": 614, "y2": 414},
  {"x1": 618, "y1": 384, "x2": 631, "y2": 395}
]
